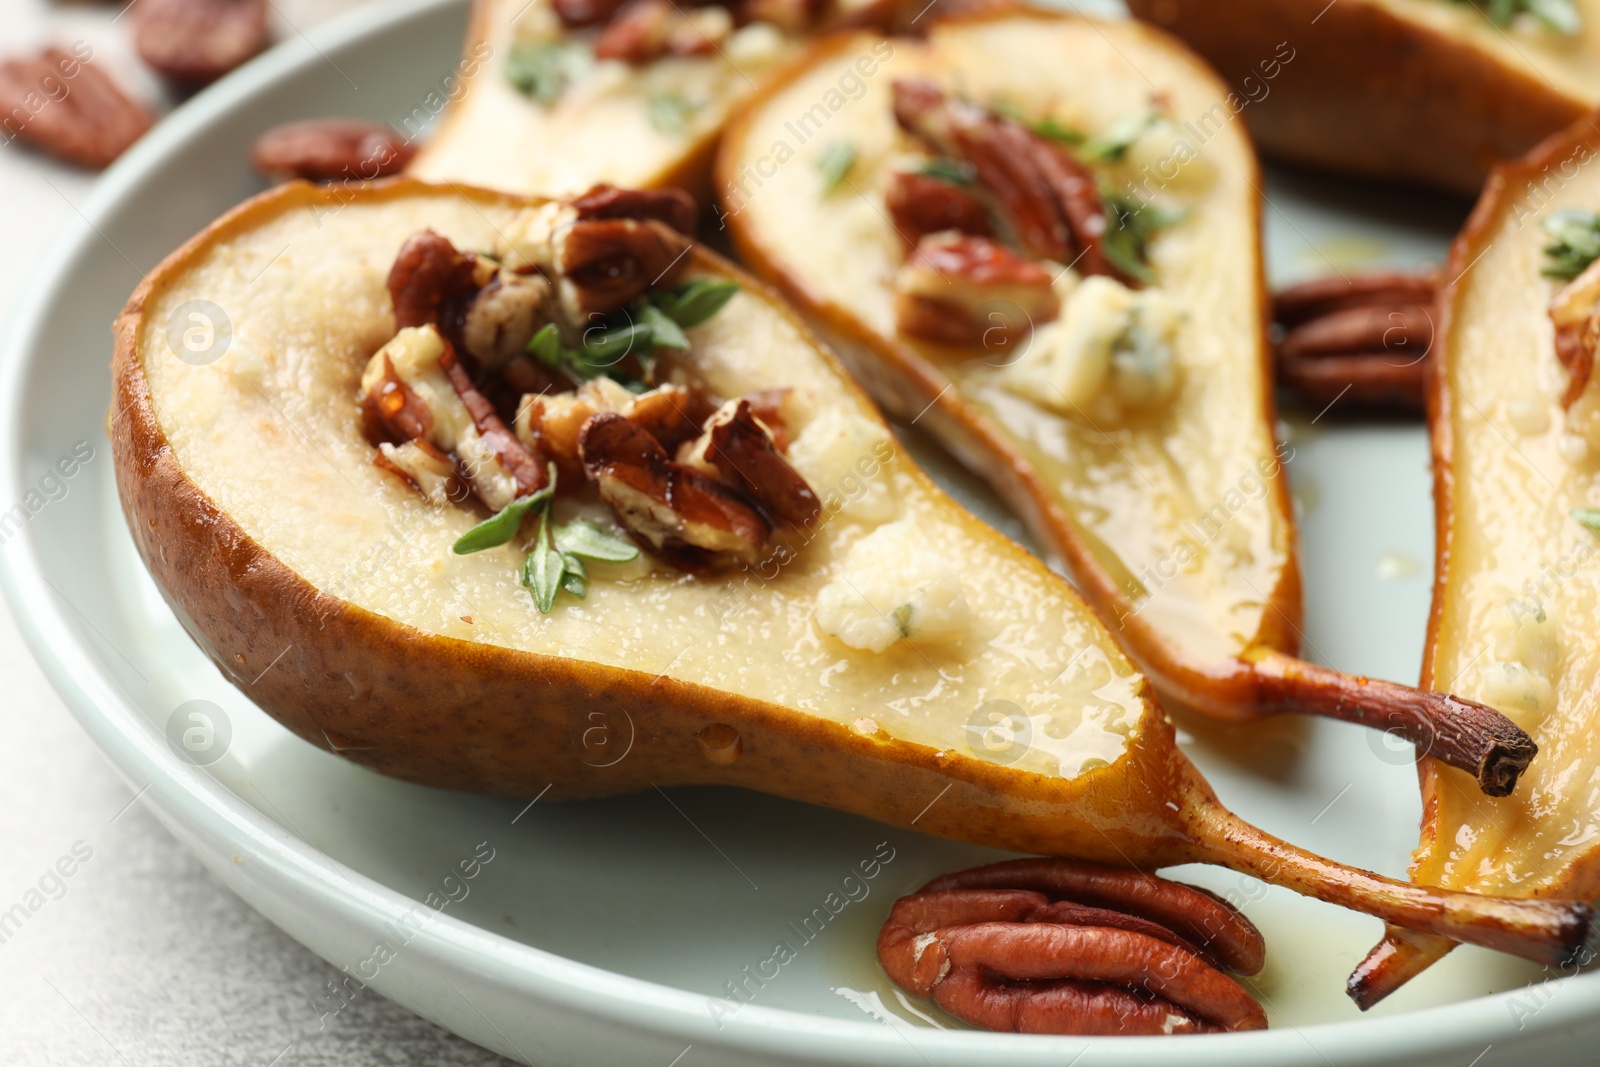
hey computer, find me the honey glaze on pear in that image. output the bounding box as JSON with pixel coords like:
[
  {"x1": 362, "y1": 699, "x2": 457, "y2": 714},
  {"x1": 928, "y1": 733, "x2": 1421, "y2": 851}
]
[
  {"x1": 1351, "y1": 117, "x2": 1600, "y2": 1007},
  {"x1": 113, "y1": 181, "x2": 1597, "y2": 979},
  {"x1": 716, "y1": 10, "x2": 1535, "y2": 794}
]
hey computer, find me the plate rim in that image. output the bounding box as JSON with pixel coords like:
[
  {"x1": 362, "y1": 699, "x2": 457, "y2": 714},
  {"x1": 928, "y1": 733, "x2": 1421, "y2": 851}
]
[{"x1": 0, "y1": 0, "x2": 1593, "y2": 1062}]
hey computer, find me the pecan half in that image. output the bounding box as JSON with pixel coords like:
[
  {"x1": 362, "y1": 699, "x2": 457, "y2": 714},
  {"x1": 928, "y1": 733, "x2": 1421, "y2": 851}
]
[
  {"x1": 679, "y1": 399, "x2": 820, "y2": 528},
  {"x1": 1273, "y1": 271, "x2": 1437, "y2": 412},
  {"x1": 571, "y1": 183, "x2": 697, "y2": 237},
  {"x1": 555, "y1": 218, "x2": 694, "y2": 319},
  {"x1": 132, "y1": 0, "x2": 270, "y2": 87},
  {"x1": 0, "y1": 47, "x2": 152, "y2": 170},
  {"x1": 884, "y1": 170, "x2": 992, "y2": 251},
  {"x1": 1549, "y1": 257, "x2": 1600, "y2": 408},
  {"x1": 892, "y1": 80, "x2": 1127, "y2": 283},
  {"x1": 879, "y1": 859, "x2": 1267, "y2": 1036},
  {"x1": 580, "y1": 412, "x2": 770, "y2": 562},
  {"x1": 250, "y1": 119, "x2": 416, "y2": 183},
  {"x1": 894, "y1": 233, "x2": 1059, "y2": 347}
]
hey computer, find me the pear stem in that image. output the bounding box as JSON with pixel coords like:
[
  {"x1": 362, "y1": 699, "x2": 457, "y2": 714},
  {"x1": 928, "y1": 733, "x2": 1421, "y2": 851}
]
[
  {"x1": 1346, "y1": 927, "x2": 1456, "y2": 1010},
  {"x1": 1249, "y1": 650, "x2": 1536, "y2": 796},
  {"x1": 1183, "y1": 795, "x2": 1592, "y2": 970}
]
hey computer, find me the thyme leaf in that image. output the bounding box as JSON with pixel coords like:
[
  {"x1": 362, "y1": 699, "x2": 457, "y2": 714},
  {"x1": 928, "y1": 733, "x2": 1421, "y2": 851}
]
[
  {"x1": 1541, "y1": 209, "x2": 1600, "y2": 279},
  {"x1": 817, "y1": 141, "x2": 857, "y2": 196},
  {"x1": 451, "y1": 467, "x2": 557, "y2": 554}
]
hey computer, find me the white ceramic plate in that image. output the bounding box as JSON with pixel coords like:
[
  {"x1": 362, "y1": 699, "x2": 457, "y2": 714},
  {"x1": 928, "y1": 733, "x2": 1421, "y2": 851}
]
[{"x1": 3, "y1": 1, "x2": 1596, "y2": 1063}]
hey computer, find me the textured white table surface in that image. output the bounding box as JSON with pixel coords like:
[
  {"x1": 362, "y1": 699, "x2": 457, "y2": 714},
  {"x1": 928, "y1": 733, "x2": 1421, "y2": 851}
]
[{"x1": 0, "y1": 1, "x2": 513, "y2": 1062}]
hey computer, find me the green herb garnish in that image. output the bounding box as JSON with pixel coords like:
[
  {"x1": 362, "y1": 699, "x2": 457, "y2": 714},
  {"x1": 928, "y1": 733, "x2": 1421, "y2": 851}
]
[
  {"x1": 452, "y1": 469, "x2": 557, "y2": 554},
  {"x1": 506, "y1": 41, "x2": 582, "y2": 106},
  {"x1": 1447, "y1": 0, "x2": 1580, "y2": 34},
  {"x1": 637, "y1": 302, "x2": 689, "y2": 349},
  {"x1": 1100, "y1": 190, "x2": 1186, "y2": 284},
  {"x1": 1081, "y1": 112, "x2": 1158, "y2": 163},
  {"x1": 1031, "y1": 117, "x2": 1085, "y2": 146},
  {"x1": 914, "y1": 157, "x2": 977, "y2": 186},
  {"x1": 522, "y1": 505, "x2": 640, "y2": 613},
  {"x1": 528, "y1": 319, "x2": 650, "y2": 380},
  {"x1": 647, "y1": 278, "x2": 740, "y2": 328},
  {"x1": 816, "y1": 141, "x2": 857, "y2": 196},
  {"x1": 991, "y1": 99, "x2": 1084, "y2": 145},
  {"x1": 458, "y1": 466, "x2": 640, "y2": 613},
  {"x1": 1542, "y1": 210, "x2": 1600, "y2": 279},
  {"x1": 526, "y1": 281, "x2": 740, "y2": 383},
  {"x1": 555, "y1": 520, "x2": 644, "y2": 562},
  {"x1": 647, "y1": 92, "x2": 697, "y2": 136},
  {"x1": 1573, "y1": 507, "x2": 1600, "y2": 531},
  {"x1": 523, "y1": 510, "x2": 566, "y2": 612}
]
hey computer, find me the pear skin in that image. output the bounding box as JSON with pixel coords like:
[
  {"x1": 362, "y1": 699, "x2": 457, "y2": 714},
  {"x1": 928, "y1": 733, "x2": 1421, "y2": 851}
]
[
  {"x1": 1125, "y1": 0, "x2": 1600, "y2": 195},
  {"x1": 111, "y1": 178, "x2": 1595, "y2": 973}
]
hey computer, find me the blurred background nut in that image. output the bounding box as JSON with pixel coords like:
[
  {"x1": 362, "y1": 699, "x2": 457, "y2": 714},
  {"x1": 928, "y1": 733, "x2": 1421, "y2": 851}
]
[
  {"x1": 133, "y1": 0, "x2": 270, "y2": 88},
  {"x1": 0, "y1": 45, "x2": 152, "y2": 169},
  {"x1": 251, "y1": 118, "x2": 417, "y2": 183}
]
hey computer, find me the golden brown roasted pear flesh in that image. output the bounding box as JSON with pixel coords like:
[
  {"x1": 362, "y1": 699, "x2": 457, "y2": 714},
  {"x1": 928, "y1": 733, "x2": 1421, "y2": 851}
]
[
  {"x1": 111, "y1": 178, "x2": 1595, "y2": 974},
  {"x1": 406, "y1": 0, "x2": 889, "y2": 199},
  {"x1": 1350, "y1": 114, "x2": 1600, "y2": 1008},
  {"x1": 715, "y1": 10, "x2": 1535, "y2": 794},
  {"x1": 1126, "y1": 0, "x2": 1600, "y2": 195}
]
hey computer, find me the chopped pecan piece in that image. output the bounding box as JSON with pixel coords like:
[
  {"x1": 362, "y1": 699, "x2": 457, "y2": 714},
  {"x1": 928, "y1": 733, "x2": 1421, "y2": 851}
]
[
  {"x1": 879, "y1": 859, "x2": 1267, "y2": 1035},
  {"x1": 892, "y1": 80, "x2": 1128, "y2": 283},
  {"x1": 250, "y1": 119, "x2": 416, "y2": 183},
  {"x1": 740, "y1": 388, "x2": 793, "y2": 452},
  {"x1": 894, "y1": 233, "x2": 1059, "y2": 347},
  {"x1": 387, "y1": 231, "x2": 484, "y2": 344},
  {"x1": 439, "y1": 346, "x2": 549, "y2": 500},
  {"x1": 679, "y1": 399, "x2": 820, "y2": 529},
  {"x1": 554, "y1": 218, "x2": 694, "y2": 319},
  {"x1": 516, "y1": 377, "x2": 639, "y2": 484},
  {"x1": 580, "y1": 413, "x2": 770, "y2": 562},
  {"x1": 553, "y1": 0, "x2": 631, "y2": 28},
  {"x1": 885, "y1": 170, "x2": 992, "y2": 250},
  {"x1": 132, "y1": 0, "x2": 270, "y2": 87},
  {"x1": 627, "y1": 382, "x2": 718, "y2": 454},
  {"x1": 374, "y1": 439, "x2": 468, "y2": 505},
  {"x1": 1549, "y1": 257, "x2": 1600, "y2": 408},
  {"x1": 743, "y1": 0, "x2": 830, "y2": 33},
  {"x1": 520, "y1": 381, "x2": 713, "y2": 486},
  {"x1": 594, "y1": 0, "x2": 731, "y2": 63},
  {"x1": 0, "y1": 47, "x2": 153, "y2": 170},
  {"x1": 571, "y1": 183, "x2": 697, "y2": 236},
  {"x1": 360, "y1": 326, "x2": 547, "y2": 510},
  {"x1": 360, "y1": 352, "x2": 435, "y2": 445},
  {"x1": 462, "y1": 272, "x2": 553, "y2": 372},
  {"x1": 1272, "y1": 271, "x2": 1437, "y2": 411}
]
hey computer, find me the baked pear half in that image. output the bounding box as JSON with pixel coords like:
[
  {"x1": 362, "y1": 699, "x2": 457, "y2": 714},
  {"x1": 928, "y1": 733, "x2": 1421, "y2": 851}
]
[
  {"x1": 1127, "y1": 0, "x2": 1600, "y2": 195},
  {"x1": 1350, "y1": 116, "x2": 1600, "y2": 1007},
  {"x1": 407, "y1": 0, "x2": 888, "y2": 199},
  {"x1": 110, "y1": 178, "x2": 1600, "y2": 980},
  {"x1": 716, "y1": 10, "x2": 1536, "y2": 793}
]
